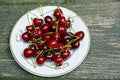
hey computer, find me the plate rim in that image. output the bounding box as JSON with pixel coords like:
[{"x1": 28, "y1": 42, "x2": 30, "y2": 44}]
[{"x1": 10, "y1": 6, "x2": 91, "y2": 77}]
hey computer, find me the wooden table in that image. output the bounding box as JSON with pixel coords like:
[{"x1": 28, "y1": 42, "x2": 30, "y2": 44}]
[{"x1": 0, "y1": 0, "x2": 120, "y2": 80}]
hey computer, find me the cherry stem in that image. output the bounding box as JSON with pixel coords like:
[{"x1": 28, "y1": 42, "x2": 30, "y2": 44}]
[
  {"x1": 36, "y1": 50, "x2": 43, "y2": 58},
  {"x1": 42, "y1": 32, "x2": 53, "y2": 36},
  {"x1": 41, "y1": 48, "x2": 56, "y2": 56},
  {"x1": 38, "y1": 1, "x2": 44, "y2": 16},
  {"x1": 31, "y1": 57, "x2": 36, "y2": 68},
  {"x1": 55, "y1": 21, "x2": 58, "y2": 41}
]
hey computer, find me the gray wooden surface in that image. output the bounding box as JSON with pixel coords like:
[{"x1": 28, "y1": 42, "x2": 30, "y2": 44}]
[{"x1": 0, "y1": 0, "x2": 120, "y2": 79}]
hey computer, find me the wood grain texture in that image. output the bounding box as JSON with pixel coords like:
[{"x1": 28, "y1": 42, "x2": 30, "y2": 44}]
[{"x1": 0, "y1": 0, "x2": 120, "y2": 79}]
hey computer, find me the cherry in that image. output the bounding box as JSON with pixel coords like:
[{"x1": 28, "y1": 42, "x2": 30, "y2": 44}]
[
  {"x1": 33, "y1": 49, "x2": 41, "y2": 57},
  {"x1": 29, "y1": 44, "x2": 36, "y2": 51},
  {"x1": 22, "y1": 32, "x2": 29, "y2": 42},
  {"x1": 45, "y1": 52, "x2": 54, "y2": 60},
  {"x1": 58, "y1": 16, "x2": 66, "y2": 26},
  {"x1": 61, "y1": 34, "x2": 73, "y2": 44},
  {"x1": 29, "y1": 36, "x2": 36, "y2": 41},
  {"x1": 37, "y1": 40, "x2": 45, "y2": 49},
  {"x1": 39, "y1": 43, "x2": 48, "y2": 50},
  {"x1": 49, "y1": 22, "x2": 56, "y2": 31},
  {"x1": 41, "y1": 23, "x2": 50, "y2": 33},
  {"x1": 42, "y1": 34, "x2": 51, "y2": 42},
  {"x1": 45, "y1": 15, "x2": 53, "y2": 24},
  {"x1": 58, "y1": 25, "x2": 66, "y2": 34},
  {"x1": 66, "y1": 19, "x2": 71, "y2": 28},
  {"x1": 51, "y1": 32, "x2": 61, "y2": 41},
  {"x1": 61, "y1": 50, "x2": 71, "y2": 59},
  {"x1": 54, "y1": 55, "x2": 63, "y2": 66},
  {"x1": 24, "y1": 48, "x2": 33, "y2": 58},
  {"x1": 32, "y1": 29, "x2": 42, "y2": 38},
  {"x1": 26, "y1": 25, "x2": 33, "y2": 32},
  {"x1": 71, "y1": 40, "x2": 80, "y2": 48},
  {"x1": 36, "y1": 56, "x2": 46, "y2": 65},
  {"x1": 75, "y1": 31, "x2": 84, "y2": 40},
  {"x1": 54, "y1": 8, "x2": 63, "y2": 18},
  {"x1": 48, "y1": 39, "x2": 58, "y2": 48},
  {"x1": 33, "y1": 18, "x2": 43, "y2": 27},
  {"x1": 57, "y1": 43, "x2": 65, "y2": 52}
]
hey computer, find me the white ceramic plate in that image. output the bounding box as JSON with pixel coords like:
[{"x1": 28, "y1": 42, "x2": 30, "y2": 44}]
[{"x1": 10, "y1": 6, "x2": 90, "y2": 77}]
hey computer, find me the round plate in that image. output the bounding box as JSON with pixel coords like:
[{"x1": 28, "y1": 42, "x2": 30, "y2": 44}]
[{"x1": 10, "y1": 6, "x2": 90, "y2": 77}]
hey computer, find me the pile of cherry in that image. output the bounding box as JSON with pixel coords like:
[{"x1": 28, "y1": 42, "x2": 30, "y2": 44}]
[{"x1": 22, "y1": 7, "x2": 84, "y2": 66}]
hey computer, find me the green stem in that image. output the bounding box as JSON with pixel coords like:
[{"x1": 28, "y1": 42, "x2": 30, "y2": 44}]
[{"x1": 41, "y1": 48, "x2": 56, "y2": 56}]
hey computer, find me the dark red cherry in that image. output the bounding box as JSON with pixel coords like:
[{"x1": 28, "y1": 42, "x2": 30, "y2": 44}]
[
  {"x1": 36, "y1": 56, "x2": 46, "y2": 65},
  {"x1": 29, "y1": 36, "x2": 36, "y2": 41},
  {"x1": 45, "y1": 15, "x2": 53, "y2": 24},
  {"x1": 37, "y1": 40, "x2": 45, "y2": 49},
  {"x1": 41, "y1": 23, "x2": 50, "y2": 33},
  {"x1": 39, "y1": 43, "x2": 48, "y2": 50},
  {"x1": 45, "y1": 52, "x2": 54, "y2": 60},
  {"x1": 61, "y1": 34, "x2": 73, "y2": 44},
  {"x1": 58, "y1": 25, "x2": 66, "y2": 34},
  {"x1": 51, "y1": 32, "x2": 61, "y2": 41},
  {"x1": 61, "y1": 50, "x2": 71, "y2": 59},
  {"x1": 54, "y1": 8, "x2": 63, "y2": 18},
  {"x1": 57, "y1": 43, "x2": 65, "y2": 52},
  {"x1": 71, "y1": 40, "x2": 80, "y2": 48},
  {"x1": 29, "y1": 44, "x2": 36, "y2": 51},
  {"x1": 49, "y1": 22, "x2": 56, "y2": 31},
  {"x1": 33, "y1": 49, "x2": 41, "y2": 57},
  {"x1": 22, "y1": 32, "x2": 29, "y2": 42},
  {"x1": 32, "y1": 29, "x2": 42, "y2": 38},
  {"x1": 58, "y1": 16, "x2": 66, "y2": 26},
  {"x1": 33, "y1": 18, "x2": 43, "y2": 27},
  {"x1": 54, "y1": 55, "x2": 63, "y2": 66},
  {"x1": 24, "y1": 48, "x2": 33, "y2": 58},
  {"x1": 48, "y1": 39, "x2": 58, "y2": 48},
  {"x1": 26, "y1": 25, "x2": 33, "y2": 32},
  {"x1": 42, "y1": 34, "x2": 51, "y2": 42},
  {"x1": 75, "y1": 31, "x2": 84, "y2": 40}
]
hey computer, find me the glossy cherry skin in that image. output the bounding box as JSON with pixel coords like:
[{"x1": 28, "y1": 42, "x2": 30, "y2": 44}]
[
  {"x1": 29, "y1": 44, "x2": 36, "y2": 51},
  {"x1": 36, "y1": 56, "x2": 46, "y2": 65},
  {"x1": 48, "y1": 39, "x2": 58, "y2": 48},
  {"x1": 61, "y1": 50, "x2": 71, "y2": 59},
  {"x1": 22, "y1": 32, "x2": 29, "y2": 42},
  {"x1": 26, "y1": 25, "x2": 33, "y2": 32},
  {"x1": 58, "y1": 16, "x2": 66, "y2": 26},
  {"x1": 37, "y1": 40, "x2": 45, "y2": 49},
  {"x1": 58, "y1": 25, "x2": 66, "y2": 34},
  {"x1": 33, "y1": 18, "x2": 43, "y2": 27},
  {"x1": 29, "y1": 36, "x2": 36, "y2": 41},
  {"x1": 24, "y1": 48, "x2": 33, "y2": 58},
  {"x1": 45, "y1": 15, "x2": 53, "y2": 24},
  {"x1": 39, "y1": 43, "x2": 48, "y2": 50},
  {"x1": 75, "y1": 31, "x2": 84, "y2": 40},
  {"x1": 54, "y1": 8, "x2": 63, "y2": 18},
  {"x1": 51, "y1": 32, "x2": 61, "y2": 42},
  {"x1": 71, "y1": 40, "x2": 80, "y2": 48},
  {"x1": 42, "y1": 34, "x2": 51, "y2": 42},
  {"x1": 49, "y1": 22, "x2": 56, "y2": 31},
  {"x1": 45, "y1": 52, "x2": 54, "y2": 60},
  {"x1": 54, "y1": 55, "x2": 63, "y2": 66},
  {"x1": 61, "y1": 34, "x2": 73, "y2": 44},
  {"x1": 41, "y1": 23, "x2": 50, "y2": 33},
  {"x1": 32, "y1": 29, "x2": 42, "y2": 38},
  {"x1": 33, "y1": 49, "x2": 41, "y2": 57},
  {"x1": 57, "y1": 43, "x2": 65, "y2": 52}
]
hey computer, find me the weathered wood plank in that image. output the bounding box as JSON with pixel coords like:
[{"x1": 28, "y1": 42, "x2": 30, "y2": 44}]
[{"x1": 0, "y1": 0, "x2": 120, "y2": 79}]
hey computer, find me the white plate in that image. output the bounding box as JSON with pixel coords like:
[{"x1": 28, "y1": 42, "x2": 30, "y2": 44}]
[{"x1": 10, "y1": 6, "x2": 90, "y2": 77}]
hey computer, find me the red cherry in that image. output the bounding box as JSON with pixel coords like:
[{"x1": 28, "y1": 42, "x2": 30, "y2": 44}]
[
  {"x1": 24, "y1": 48, "x2": 33, "y2": 58},
  {"x1": 45, "y1": 16, "x2": 53, "y2": 24},
  {"x1": 58, "y1": 16, "x2": 66, "y2": 26},
  {"x1": 49, "y1": 22, "x2": 56, "y2": 31},
  {"x1": 39, "y1": 43, "x2": 48, "y2": 50},
  {"x1": 36, "y1": 56, "x2": 46, "y2": 65},
  {"x1": 71, "y1": 40, "x2": 80, "y2": 48},
  {"x1": 45, "y1": 52, "x2": 54, "y2": 60},
  {"x1": 48, "y1": 39, "x2": 58, "y2": 48},
  {"x1": 33, "y1": 18, "x2": 43, "y2": 27},
  {"x1": 22, "y1": 32, "x2": 29, "y2": 42},
  {"x1": 37, "y1": 40, "x2": 45, "y2": 49},
  {"x1": 33, "y1": 49, "x2": 41, "y2": 57},
  {"x1": 61, "y1": 50, "x2": 71, "y2": 59},
  {"x1": 66, "y1": 19, "x2": 71, "y2": 28},
  {"x1": 51, "y1": 32, "x2": 61, "y2": 41},
  {"x1": 57, "y1": 43, "x2": 65, "y2": 52},
  {"x1": 26, "y1": 25, "x2": 33, "y2": 32},
  {"x1": 42, "y1": 34, "x2": 51, "y2": 42},
  {"x1": 75, "y1": 31, "x2": 84, "y2": 40},
  {"x1": 41, "y1": 23, "x2": 50, "y2": 33},
  {"x1": 54, "y1": 55, "x2": 63, "y2": 66},
  {"x1": 32, "y1": 29, "x2": 42, "y2": 38},
  {"x1": 29, "y1": 36, "x2": 36, "y2": 41},
  {"x1": 29, "y1": 44, "x2": 36, "y2": 51},
  {"x1": 58, "y1": 25, "x2": 66, "y2": 34},
  {"x1": 54, "y1": 8, "x2": 63, "y2": 18}
]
